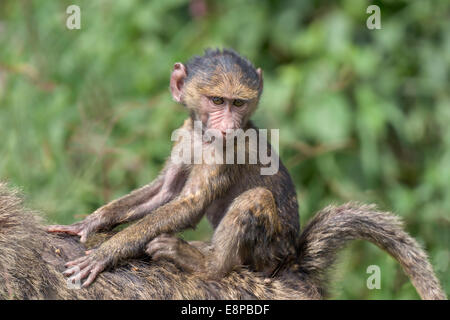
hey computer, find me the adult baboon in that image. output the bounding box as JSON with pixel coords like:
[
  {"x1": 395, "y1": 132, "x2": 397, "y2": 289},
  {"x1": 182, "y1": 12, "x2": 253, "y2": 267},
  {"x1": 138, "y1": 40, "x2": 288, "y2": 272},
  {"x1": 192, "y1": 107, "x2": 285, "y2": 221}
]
[{"x1": 0, "y1": 182, "x2": 445, "y2": 299}]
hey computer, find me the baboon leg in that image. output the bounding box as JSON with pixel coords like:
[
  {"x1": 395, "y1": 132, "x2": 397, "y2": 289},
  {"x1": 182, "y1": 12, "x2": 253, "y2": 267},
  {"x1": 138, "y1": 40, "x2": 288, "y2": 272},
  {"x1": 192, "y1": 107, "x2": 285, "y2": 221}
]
[
  {"x1": 206, "y1": 187, "x2": 285, "y2": 277},
  {"x1": 187, "y1": 240, "x2": 212, "y2": 254},
  {"x1": 146, "y1": 188, "x2": 287, "y2": 277}
]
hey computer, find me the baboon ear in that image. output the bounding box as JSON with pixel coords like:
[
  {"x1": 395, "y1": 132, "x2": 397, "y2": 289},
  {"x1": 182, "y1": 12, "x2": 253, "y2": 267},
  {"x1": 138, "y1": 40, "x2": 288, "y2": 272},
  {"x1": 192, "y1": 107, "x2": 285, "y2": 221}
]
[
  {"x1": 256, "y1": 68, "x2": 263, "y2": 91},
  {"x1": 170, "y1": 63, "x2": 187, "y2": 103}
]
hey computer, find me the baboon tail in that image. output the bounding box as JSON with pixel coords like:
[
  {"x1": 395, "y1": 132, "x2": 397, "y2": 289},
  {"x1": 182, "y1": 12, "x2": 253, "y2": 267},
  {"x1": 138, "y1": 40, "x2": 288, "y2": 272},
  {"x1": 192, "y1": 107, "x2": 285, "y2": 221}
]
[{"x1": 297, "y1": 202, "x2": 446, "y2": 300}]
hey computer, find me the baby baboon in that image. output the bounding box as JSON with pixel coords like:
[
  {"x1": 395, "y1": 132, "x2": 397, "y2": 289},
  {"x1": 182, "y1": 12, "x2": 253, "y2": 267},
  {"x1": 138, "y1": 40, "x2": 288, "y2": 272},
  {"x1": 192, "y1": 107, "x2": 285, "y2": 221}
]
[
  {"x1": 0, "y1": 182, "x2": 446, "y2": 299},
  {"x1": 47, "y1": 49, "x2": 300, "y2": 287}
]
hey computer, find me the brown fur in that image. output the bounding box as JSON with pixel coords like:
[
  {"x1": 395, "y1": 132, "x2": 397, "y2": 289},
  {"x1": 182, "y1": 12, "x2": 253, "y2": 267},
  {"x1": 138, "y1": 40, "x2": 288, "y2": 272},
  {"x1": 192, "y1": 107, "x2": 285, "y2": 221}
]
[
  {"x1": 295, "y1": 203, "x2": 447, "y2": 299},
  {"x1": 0, "y1": 182, "x2": 445, "y2": 299},
  {"x1": 0, "y1": 182, "x2": 315, "y2": 299}
]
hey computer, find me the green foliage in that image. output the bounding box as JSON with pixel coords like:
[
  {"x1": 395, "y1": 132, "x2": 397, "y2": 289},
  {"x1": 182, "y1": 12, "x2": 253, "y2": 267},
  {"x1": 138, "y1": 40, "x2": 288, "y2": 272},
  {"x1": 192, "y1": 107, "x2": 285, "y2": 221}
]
[{"x1": 0, "y1": 0, "x2": 448, "y2": 299}]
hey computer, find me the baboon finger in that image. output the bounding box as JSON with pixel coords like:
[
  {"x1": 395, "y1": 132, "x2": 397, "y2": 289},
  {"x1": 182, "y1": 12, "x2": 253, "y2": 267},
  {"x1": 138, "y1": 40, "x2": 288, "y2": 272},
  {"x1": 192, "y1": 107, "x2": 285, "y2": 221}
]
[
  {"x1": 46, "y1": 225, "x2": 81, "y2": 235},
  {"x1": 152, "y1": 249, "x2": 174, "y2": 260},
  {"x1": 63, "y1": 266, "x2": 80, "y2": 277},
  {"x1": 82, "y1": 264, "x2": 104, "y2": 288},
  {"x1": 76, "y1": 265, "x2": 95, "y2": 280},
  {"x1": 79, "y1": 229, "x2": 90, "y2": 243},
  {"x1": 146, "y1": 241, "x2": 167, "y2": 256},
  {"x1": 65, "y1": 255, "x2": 90, "y2": 267}
]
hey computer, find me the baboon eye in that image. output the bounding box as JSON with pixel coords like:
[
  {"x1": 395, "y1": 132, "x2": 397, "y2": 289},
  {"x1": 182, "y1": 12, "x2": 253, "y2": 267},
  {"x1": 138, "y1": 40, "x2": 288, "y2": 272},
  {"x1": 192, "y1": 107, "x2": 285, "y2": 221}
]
[
  {"x1": 233, "y1": 99, "x2": 245, "y2": 107},
  {"x1": 211, "y1": 97, "x2": 224, "y2": 105}
]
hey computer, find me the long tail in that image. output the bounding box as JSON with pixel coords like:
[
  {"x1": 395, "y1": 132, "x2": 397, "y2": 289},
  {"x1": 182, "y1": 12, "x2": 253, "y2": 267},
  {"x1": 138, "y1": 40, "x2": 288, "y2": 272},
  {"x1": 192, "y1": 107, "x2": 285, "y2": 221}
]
[{"x1": 297, "y1": 202, "x2": 446, "y2": 300}]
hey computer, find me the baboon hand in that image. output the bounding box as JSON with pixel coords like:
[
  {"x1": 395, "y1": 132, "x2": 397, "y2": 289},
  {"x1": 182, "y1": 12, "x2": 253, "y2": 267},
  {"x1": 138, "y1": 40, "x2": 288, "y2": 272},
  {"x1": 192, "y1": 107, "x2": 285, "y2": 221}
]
[
  {"x1": 46, "y1": 216, "x2": 103, "y2": 243},
  {"x1": 63, "y1": 249, "x2": 110, "y2": 287}
]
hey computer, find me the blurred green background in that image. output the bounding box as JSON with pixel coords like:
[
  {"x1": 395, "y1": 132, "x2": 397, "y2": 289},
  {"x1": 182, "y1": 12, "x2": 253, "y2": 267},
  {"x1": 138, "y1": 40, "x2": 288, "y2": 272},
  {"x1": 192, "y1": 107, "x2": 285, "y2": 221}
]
[{"x1": 0, "y1": 0, "x2": 448, "y2": 299}]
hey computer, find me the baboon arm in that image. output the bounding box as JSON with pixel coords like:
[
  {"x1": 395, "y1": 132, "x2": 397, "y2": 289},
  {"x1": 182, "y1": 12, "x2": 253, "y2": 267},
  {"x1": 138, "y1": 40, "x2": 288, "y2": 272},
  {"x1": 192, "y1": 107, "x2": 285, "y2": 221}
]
[
  {"x1": 46, "y1": 174, "x2": 165, "y2": 241},
  {"x1": 46, "y1": 160, "x2": 190, "y2": 241},
  {"x1": 94, "y1": 173, "x2": 166, "y2": 222},
  {"x1": 112, "y1": 163, "x2": 189, "y2": 225},
  {"x1": 101, "y1": 171, "x2": 225, "y2": 260},
  {"x1": 63, "y1": 166, "x2": 231, "y2": 287}
]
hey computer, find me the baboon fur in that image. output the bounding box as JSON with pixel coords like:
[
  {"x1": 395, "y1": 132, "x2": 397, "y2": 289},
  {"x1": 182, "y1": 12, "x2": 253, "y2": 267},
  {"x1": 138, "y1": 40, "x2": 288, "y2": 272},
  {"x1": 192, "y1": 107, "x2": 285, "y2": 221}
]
[{"x1": 0, "y1": 182, "x2": 445, "y2": 300}]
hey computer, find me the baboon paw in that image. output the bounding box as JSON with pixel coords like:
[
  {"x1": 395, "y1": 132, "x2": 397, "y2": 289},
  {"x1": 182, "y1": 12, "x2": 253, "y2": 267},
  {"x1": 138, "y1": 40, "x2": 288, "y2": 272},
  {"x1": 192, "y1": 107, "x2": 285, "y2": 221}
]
[{"x1": 145, "y1": 234, "x2": 181, "y2": 261}]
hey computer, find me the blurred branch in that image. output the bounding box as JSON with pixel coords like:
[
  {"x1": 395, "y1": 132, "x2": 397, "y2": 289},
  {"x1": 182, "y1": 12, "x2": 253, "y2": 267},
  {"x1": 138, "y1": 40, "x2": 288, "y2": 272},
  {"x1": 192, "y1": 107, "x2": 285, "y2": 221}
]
[
  {"x1": 330, "y1": 65, "x2": 355, "y2": 91},
  {"x1": 286, "y1": 139, "x2": 355, "y2": 168},
  {"x1": 0, "y1": 63, "x2": 56, "y2": 91}
]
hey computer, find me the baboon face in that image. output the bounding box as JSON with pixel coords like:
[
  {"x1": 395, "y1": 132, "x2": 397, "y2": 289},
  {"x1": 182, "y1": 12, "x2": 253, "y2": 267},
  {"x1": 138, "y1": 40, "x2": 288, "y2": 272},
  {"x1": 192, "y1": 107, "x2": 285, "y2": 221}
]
[{"x1": 170, "y1": 49, "x2": 263, "y2": 137}]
